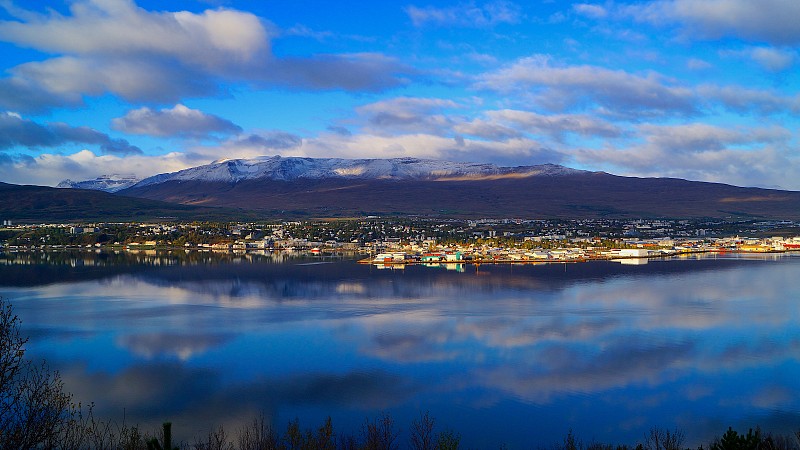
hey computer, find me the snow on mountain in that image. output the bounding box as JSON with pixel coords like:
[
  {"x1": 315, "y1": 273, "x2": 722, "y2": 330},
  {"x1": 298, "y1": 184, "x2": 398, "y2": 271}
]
[
  {"x1": 57, "y1": 174, "x2": 141, "y2": 193},
  {"x1": 130, "y1": 156, "x2": 586, "y2": 188}
]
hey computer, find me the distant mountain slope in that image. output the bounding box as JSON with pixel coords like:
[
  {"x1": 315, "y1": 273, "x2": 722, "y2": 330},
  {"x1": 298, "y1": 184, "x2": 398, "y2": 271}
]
[
  {"x1": 129, "y1": 156, "x2": 585, "y2": 188},
  {"x1": 57, "y1": 174, "x2": 140, "y2": 192},
  {"x1": 15, "y1": 156, "x2": 800, "y2": 221},
  {"x1": 0, "y1": 182, "x2": 255, "y2": 223},
  {"x1": 116, "y1": 157, "x2": 800, "y2": 219}
]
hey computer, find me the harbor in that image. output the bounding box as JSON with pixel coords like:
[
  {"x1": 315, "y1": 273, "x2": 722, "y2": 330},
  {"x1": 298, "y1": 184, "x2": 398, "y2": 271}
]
[{"x1": 360, "y1": 239, "x2": 800, "y2": 266}]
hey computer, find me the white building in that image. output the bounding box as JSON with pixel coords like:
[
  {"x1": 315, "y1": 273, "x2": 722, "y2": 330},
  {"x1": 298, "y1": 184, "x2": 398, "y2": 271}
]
[{"x1": 619, "y1": 249, "x2": 650, "y2": 257}]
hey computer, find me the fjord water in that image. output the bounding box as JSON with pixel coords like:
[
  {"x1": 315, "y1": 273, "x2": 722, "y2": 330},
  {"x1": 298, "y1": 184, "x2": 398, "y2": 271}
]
[{"x1": 1, "y1": 251, "x2": 799, "y2": 447}]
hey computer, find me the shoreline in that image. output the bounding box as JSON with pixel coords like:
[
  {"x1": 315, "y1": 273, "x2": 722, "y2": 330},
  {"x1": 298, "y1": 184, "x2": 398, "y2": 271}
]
[{"x1": 357, "y1": 248, "x2": 800, "y2": 266}]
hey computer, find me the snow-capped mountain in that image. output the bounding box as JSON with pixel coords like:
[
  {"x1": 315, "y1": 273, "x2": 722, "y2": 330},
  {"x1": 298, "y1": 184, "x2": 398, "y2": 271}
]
[
  {"x1": 40, "y1": 155, "x2": 800, "y2": 220},
  {"x1": 130, "y1": 156, "x2": 586, "y2": 188},
  {"x1": 57, "y1": 174, "x2": 141, "y2": 193}
]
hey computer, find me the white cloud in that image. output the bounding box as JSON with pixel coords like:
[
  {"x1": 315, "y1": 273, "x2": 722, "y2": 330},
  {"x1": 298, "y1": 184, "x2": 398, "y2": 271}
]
[
  {"x1": 475, "y1": 55, "x2": 697, "y2": 116},
  {"x1": 744, "y1": 47, "x2": 796, "y2": 72},
  {"x1": 0, "y1": 111, "x2": 141, "y2": 154},
  {"x1": 485, "y1": 109, "x2": 623, "y2": 139},
  {"x1": 304, "y1": 131, "x2": 565, "y2": 168},
  {"x1": 465, "y1": 52, "x2": 499, "y2": 65},
  {"x1": 284, "y1": 24, "x2": 335, "y2": 41},
  {"x1": 575, "y1": 123, "x2": 799, "y2": 189},
  {"x1": 696, "y1": 84, "x2": 800, "y2": 114},
  {"x1": 7, "y1": 56, "x2": 219, "y2": 104},
  {"x1": 476, "y1": 55, "x2": 800, "y2": 118},
  {"x1": 4, "y1": 116, "x2": 795, "y2": 190},
  {"x1": 637, "y1": 123, "x2": 790, "y2": 152},
  {"x1": 0, "y1": 149, "x2": 199, "y2": 187},
  {"x1": 354, "y1": 97, "x2": 460, "y2": 136},
  {"x1": 0, "y1": 1, "x2": 261, "y2": 108},
  {"x1": 0, "y1": 0, "x2": 410, "y2": 111},
  {"x1": 226, "y1": 132, "x2": 303, "y2": 153},
  {"x1": 112, "y1": 104, "x2": 242, "y2": 138},
  {"x1": 0, "y1": 1, "x2": 268, "y2": 69},
  {"x1": 175, "y1": 125, "x2": 563, "y2": 168},
  {"x1": 453, "y1": 119, "x2": 522, "y2": 141},
  {"x1": 406, "y1": 1, "x2": 522, "y2": 28},
  {"x1": 627, "y1": 0, "x2": 800, "y2": 45},
  {"x1": 719, "y1": 46, "x2": 797, "y2": 72},
  {"x1": 260, "y1": 52, "x2": 411, "y2": 93},
  {"x1": 573, "y1": 3, "x2": 608, "y2": 19},
  {"x1": 686, "y1": 58, "x2": 712, "y2": 70},
  {"x1": 345, "y1": 97, "x2": 620, "y2": 145}
]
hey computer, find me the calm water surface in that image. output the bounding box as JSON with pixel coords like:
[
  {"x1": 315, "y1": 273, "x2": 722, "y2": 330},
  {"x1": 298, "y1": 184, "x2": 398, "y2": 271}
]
[{"x1": 1, "y1": 250, "x2": 799, "y2": 448}]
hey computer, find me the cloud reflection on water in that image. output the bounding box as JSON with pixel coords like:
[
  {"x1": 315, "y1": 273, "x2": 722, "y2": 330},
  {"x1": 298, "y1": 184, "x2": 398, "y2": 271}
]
[
  {"x1": 59, "y1": 359, "x2": 414, "y2": 441},
  {"x1": 2, "y1": 254, "x2": 799, "y2": 446},
  {"x1": 116, "y1": 333, "x2": 235, "y2": 360}
]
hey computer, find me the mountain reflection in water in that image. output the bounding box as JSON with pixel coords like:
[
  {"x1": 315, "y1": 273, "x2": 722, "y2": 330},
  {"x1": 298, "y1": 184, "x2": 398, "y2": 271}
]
[{"x1": 0, "y1": 250, "x2": 798, "y2": 448}]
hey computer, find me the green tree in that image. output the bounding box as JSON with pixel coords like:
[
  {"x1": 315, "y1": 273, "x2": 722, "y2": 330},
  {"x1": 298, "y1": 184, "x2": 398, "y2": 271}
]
[
  {"x1": 435, "y1": 429, "x2": 461, "y2": 450},
  {"x1": 710, "y1": 427, "x2": 762, "y2": 450}
]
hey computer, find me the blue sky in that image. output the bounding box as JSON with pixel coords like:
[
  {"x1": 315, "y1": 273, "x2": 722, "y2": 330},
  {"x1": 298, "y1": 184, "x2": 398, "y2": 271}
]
[{"x1": 0, "y1": 0, "x2": 798, "y2": 189}]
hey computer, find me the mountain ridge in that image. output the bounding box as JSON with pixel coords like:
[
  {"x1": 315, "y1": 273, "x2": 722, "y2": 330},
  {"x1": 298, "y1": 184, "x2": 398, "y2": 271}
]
[
  {"x1": 116, "y1": 158, "x2": 800, "y2": 220},
  {"x1": 57, "y1": 174, "x2": 141, "y2": 193},
  {"x1": 30, "y1": 156, "x2": 800, "y2": 220},
  {"x1": 0, "y1": 181, "x2": 257, "y2": 223},
  {"x1": 128, "y1": 156, "x2": 589, "y2": 189}
]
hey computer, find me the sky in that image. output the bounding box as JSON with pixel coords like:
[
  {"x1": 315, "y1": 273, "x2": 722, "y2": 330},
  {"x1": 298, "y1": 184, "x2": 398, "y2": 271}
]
[{"x1": 0, "y1": 0, "x2": 798, "y2": 189}]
